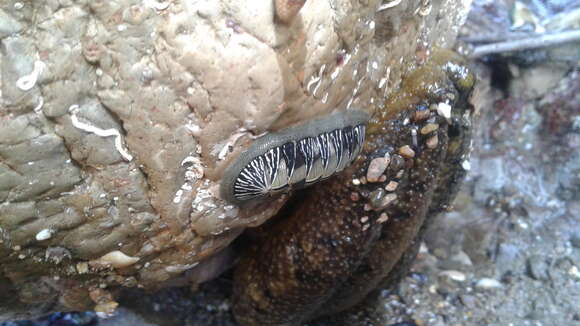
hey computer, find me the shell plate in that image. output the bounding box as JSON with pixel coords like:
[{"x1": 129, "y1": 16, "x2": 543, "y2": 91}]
[{"x1": 221, "y1": 110, "x2": 370, "y2": 204}]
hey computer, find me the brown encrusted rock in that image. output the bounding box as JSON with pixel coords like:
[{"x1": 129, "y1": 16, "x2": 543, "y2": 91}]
[{"x1": 0, "y1": 0, "x2": 473, "y2": 320}]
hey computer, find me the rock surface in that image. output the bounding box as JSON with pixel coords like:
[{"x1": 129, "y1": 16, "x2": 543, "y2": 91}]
[{"x1": 0, "y1": 0, "x2": 472, "y2": 321}]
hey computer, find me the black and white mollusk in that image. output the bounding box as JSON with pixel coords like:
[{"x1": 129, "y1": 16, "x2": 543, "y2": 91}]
[{"x1": 221, "y1": 110, "x2": 370, "y2": 204}]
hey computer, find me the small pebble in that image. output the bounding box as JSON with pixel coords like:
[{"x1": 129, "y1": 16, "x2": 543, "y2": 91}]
[
  {"x1": 475, "y1": 278, "x2": 503, "y2": 290},
  {"x1": 385, "y1": 181, "x2": 399, "y2": 191},
  {"x1": 396, "y1": 170, "x2": 404, "y2": 178},
  {"x1": 439, "y1": 270, "x2": 466, "y2": 282},
  {"x1": 437, "y1": 102, "x2": 452, "y2": 120},
  {"x1": 377, "y1": 212, "x2": 389, "y2": 223},
  {"x1": 367, "y1": 157, "x2": 389, "y2": 182},
  {"x1": 461, "y1": 160, "x2": 471, "y2": 171},
  {"x1": 399, "y1": 145, "x2": 415, "y2": 158},
  {"x1": 379, "y1": 193, "x2": 397, "y2": 209},
  {"x1": 35, "y1": 229, "x2": 53, "y2": 241},
  {"x1": 420, "y1": 123, "x2": 439, "y2": 135},
  {"x1": 383, "y1": 152, "x2": 391, "y2": 162},
  {"x1": 350, "y1": 192, "x2": 360, "y2": 201},
  {"x1": 426, "y1": 135, "x2": 438, "y2": 149},
  {"x1": 360, "y1": 216, "x2": 369, "y2": 223},
  {"x1": 390, "y1": 154, "x2": 405, "y2": 170},
  {"x1": 428, "y1": 284, "x2": 438, "y2": 294},
  {"x1": 369, "y1": 188, "x2": 386, "y2": 206}
]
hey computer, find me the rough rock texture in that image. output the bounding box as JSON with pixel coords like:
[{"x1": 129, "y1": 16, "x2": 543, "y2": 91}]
[
  {"x1": 232, "y1": 50, "x2": 475, "y2": 326},
  {"x1": 0, "y1": 0, "x2": 472, "y2": 320}
]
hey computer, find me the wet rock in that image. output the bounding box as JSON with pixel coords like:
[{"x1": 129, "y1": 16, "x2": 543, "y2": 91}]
[
  {"x1": 0, "y1": 0, "x2": 481, "y2": 322},
  {"x1": 232, "y1": 51, "x2": 478, "y2": 325}
]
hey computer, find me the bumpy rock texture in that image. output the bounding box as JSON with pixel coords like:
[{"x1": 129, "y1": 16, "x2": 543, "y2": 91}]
[
  {"x1": 0, "y1": 0, "x2": 472, "y2": 321},
  {"x1": 232, "y1": 50, "x2": 475, "y2": 325}
]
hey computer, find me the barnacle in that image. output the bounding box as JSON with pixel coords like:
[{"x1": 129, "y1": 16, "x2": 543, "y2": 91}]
[{"x1": 232, "y1": 50, "x2": 475, "y2": 326}]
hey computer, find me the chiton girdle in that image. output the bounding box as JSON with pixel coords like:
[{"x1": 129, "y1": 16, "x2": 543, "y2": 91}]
[{"x1": 220, "y1": 110, "x2": 370, "y2": 204}]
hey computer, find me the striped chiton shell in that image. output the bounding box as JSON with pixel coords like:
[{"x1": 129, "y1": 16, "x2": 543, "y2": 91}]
[{"x1": 220, "y1": 109, "x2": 370, "y2": 204}]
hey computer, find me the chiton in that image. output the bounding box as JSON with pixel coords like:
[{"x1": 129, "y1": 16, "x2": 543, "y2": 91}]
[{"x1": 221, "y1": 109, "x2": 371, "y2": 204}]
